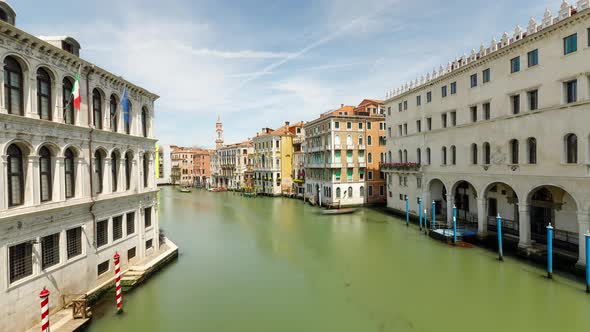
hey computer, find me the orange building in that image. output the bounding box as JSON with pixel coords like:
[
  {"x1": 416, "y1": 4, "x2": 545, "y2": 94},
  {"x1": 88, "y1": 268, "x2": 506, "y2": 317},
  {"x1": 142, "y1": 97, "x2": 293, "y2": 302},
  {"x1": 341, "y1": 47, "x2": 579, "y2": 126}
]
[{"x1": 171, "y1": 146, "x2": 213, "y2": 186}]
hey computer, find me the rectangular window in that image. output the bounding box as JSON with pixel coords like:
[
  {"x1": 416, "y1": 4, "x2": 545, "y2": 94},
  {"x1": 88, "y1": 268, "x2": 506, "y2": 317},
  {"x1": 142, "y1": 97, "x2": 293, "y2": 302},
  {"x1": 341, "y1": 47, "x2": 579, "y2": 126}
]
[
  {"x1": 426, "y1": 91, "x2": 432, "y2": 103},
  {"x1": 347, "y1": 168, "x2": 353, "y2": 181},
  {"x1": 403, "y1": 101, "x2": 408, "y2": 110},
  {"x1": 483, "y1": 68, "x2": 490, "y2": 83},
  {"x1": 450, "y1": 111, "x2": 456, "y2": 126},
  {"x1": 358, "y1": 122, "x2": 363, "y2": 130},
  {"x1": 403, "y1": 123, "x2": 407, "y2": 135},
  {"x1": 427, "y1": 117, "x2": 432, "y2": 131},
  {"x1": 441, "y1": 113, "x2": 447, "y2": 128},
  {"x1": 66, "y1": 227, "x2": 83, "y2": 259},
  {"x1": 510, "y1": 56, "x2": 520, "y2": 73},
  {"x1": 96, "y1": 220, "x2": 108, "y2": 248},
  {"x1": 144, "y1": 207, "x2": 152, "y2": 228},
  {"x1": 9, "y1": 242, "x2": 33, "y2": 283},
  {"x1": 346, "y1": 151, "x2": 352, "y2": 163},
  {"x1": 470, "y1": 74, "x2": 477, "y2": 88},
  {"x1": 450, "y1": 82, "x2": 457, "y2": 94},
  {"x1": 368, "y1": 171, "x2": 373, "y2": 180},
  {"x1": 441, "y1": 86, "x2": 447, "y2": 98},
  {"x1": 346, "y1": 122, "x2": 352, "y2": 129},
  {"x1": 334, "y1": 122, "x2": 340, "y2": 129},
  {"x1": 335, "y1": 170, "x2": 341, "y2": 181},
  {"x1": 387, "y1": 107, "x2": 391, "y2": 115},
  {"x1": 367, "y1": 122, "x2": 371, "y2": 130},
  {"x1": 379, "y1": 185, "x2": 384, "y2": 196},
  {"x1": 527, "y1": 49, "x2": 538, "y2": 67},
  {"x1": 417, "y1": 120, "x2": 421, "y2": 132},
  {"x1": 483, "y1": 102, "x2": 491, "y2": 120},
  {"x1": 128, "y1": 247, "x2": 136, "y2": 261},
  {"x1": 565, "y1": 80, "x2": 578, "y2": 103},
  {"x1": 146, "y1": 239, "x2": 153, "y2": 250},
  {"x1": 41, "y1": 233, "x2": 60, "y2": 270},
  {"x1": 97, "y1": 260, "x2": 109, "y2": 276},
  {"x1": 398, "y1": 103, "x2": 402, "y2": 112},
  {"x1": 528, "y1": 90, "x2": 538, "y2": 111},
  {"x1": 417, "y1": 177, "x2": 422, "y2": 189},
  {"x1": 335, "y1": 151, "x2": 341, "y2": 163},
  {"x1": 398, "y1": 125, "x2": 402, "y2": 136},
  {"x1": 368, "y1": 186, "x2": 373, "y2": 196},
  {"x1": 126, "y1": 212, "x2": 135, "y2": 235},
  {"x1": 471, "y1": 106, "x2": 477, "y2": 122},
  {"x1": 416, "y1": 95, "x2": 421, "y2": 106},
  {"x1": 511, "y1": 94, "x2": 520, "y2": 114},
  {"x1": 564, "y1": 33, "x2": 577, "y2": 55},
  {"x1": 113, "y1": 215, "x2": 123, "y2": 241}
]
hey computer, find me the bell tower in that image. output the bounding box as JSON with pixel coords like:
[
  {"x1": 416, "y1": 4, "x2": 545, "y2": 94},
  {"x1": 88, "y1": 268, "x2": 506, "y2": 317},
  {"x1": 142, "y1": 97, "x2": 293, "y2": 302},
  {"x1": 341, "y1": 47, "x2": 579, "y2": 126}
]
[{"x1": 215, "y1": 115, "x2": 224, "y2": 149}]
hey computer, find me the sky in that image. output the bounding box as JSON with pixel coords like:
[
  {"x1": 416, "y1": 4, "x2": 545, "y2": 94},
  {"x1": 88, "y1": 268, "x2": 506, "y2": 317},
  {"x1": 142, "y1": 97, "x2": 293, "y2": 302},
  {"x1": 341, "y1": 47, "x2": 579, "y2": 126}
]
[{"x1": 13, "y1": 0, "x2": 556, "y2": 148}]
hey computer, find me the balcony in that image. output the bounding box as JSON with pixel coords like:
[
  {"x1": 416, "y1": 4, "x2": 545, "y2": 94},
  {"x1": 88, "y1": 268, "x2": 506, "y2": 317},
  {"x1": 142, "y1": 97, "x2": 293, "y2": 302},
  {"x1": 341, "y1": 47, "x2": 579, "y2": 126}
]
[
  {"x1": 358, "y1": 144, "x2": 366, "y2": 150},
  {"x1": 358, "y1": 162, "x2": 366, "y2": 168},
  {"x1": 379, "y1": 162, "x2": 421, "y2": 171}
]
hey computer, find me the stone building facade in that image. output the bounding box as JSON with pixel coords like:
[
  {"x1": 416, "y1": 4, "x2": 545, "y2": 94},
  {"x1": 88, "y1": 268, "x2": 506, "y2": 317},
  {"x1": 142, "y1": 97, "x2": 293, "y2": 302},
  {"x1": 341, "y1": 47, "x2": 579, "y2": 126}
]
[
  {"x1": 304, "y1": 103, "x2": 386, "y2": 207},
  {"x1": 214, "y1": 141, "x2": 253, "y2": 190},
  {"x1": 382, "y1": 0, "x2": 590, "y2": 266},
  {"x1": 0, "y1": 2, "x2": 160, "y2": 331}
]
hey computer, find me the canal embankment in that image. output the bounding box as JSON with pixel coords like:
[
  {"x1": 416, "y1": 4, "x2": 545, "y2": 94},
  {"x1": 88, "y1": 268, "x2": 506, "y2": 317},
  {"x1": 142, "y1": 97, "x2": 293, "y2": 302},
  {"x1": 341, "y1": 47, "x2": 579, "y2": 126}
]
[{"x1": 25, "y1": 238, "x2": 178, "y2": 332}]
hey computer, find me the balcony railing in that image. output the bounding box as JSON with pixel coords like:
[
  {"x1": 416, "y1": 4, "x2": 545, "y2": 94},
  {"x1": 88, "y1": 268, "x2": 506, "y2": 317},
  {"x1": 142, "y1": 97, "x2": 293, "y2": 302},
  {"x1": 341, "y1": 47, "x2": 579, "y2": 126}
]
[
  {"x1": 379, "y1": 162, "x2": 421, "y2": 171},
  {"x1": 487, "y1": 216, "x2": 520, "y2": 237}
]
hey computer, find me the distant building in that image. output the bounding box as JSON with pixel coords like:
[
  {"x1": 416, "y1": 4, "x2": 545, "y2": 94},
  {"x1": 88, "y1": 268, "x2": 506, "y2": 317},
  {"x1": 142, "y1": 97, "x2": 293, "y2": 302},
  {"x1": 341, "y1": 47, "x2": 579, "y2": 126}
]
[
  {"x1": 304, "y1": 101, "x2": 386, "y2": 207},
  {"x1": 157, "y1": 145, "x2": 172, "y2": 185},
  {"x1": 214, "y1": 141, "x2": 253, "y2": 190},
  {"x1": 170, "y1": 146, "x2": 212, "y2": 186}
]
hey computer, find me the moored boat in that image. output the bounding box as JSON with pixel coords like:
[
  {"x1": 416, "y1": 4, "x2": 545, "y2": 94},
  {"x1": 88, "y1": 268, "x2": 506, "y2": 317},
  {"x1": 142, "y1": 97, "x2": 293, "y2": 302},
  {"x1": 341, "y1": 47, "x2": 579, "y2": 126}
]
[{"x1": 320, "y1": 208, "x2": 357, "y2": 215}]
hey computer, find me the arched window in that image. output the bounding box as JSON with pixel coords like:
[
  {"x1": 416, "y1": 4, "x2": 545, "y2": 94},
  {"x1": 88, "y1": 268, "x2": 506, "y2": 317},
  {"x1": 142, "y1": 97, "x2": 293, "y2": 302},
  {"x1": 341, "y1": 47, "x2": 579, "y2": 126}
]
[
  {"x1": 471, "y1": 144, "x2": 478, "y2": 165},
  {"x1": 111, "y1": 151, "x2": 119, "y2": 192},
  {"x1": 565, "y1": 133, "x2": 577, "y2": 164},
  {"x1": 403, "y1": 149, "x2": 408, "y2": 163},
  {"x1": 39, "y1": 146, "x2": 52, "y2": 202},
  {"x1": 94, "y1": 150, "x2": 104, "y2": 194},
  {"x1": 125, "y1": 101, "x2": 132, "y2": 135},
  {"x1": 509, "y1": 139, "x2": 519, "y2": 164},
  {"x1": 4, "y1": 56, "x2": 23, "y2": 115},
  {"x1": 527, "y1": 138, "x2": 537, "y2": 164},
  {"x1": 442, "y1": 147, "x2": 447, "y2": 165},
  {"x1": 336, "y1": 187, "x2": 341, "y2": 198},
  {"x1": 348, "y1": 186, "x2": 353, "y2": 198},
  {"x1": 110, "y1": 95, "x2": 118, "y2": 132},
  {"x1": 398, "y1": 150, "x2": 402, "y2": 162},
  {"x1": 335, "y1": 135, "x2": 341, "y2": 145},
  {"x1": 141, "y1": 107, "x2": 148, "y2": 137},
  {"x1": 64, "y1": 148, "x2": 75, "y2": 198},
  {"x1": 7, "y1": 144, "x2": 24, "y2": 206},
  {"x1": 380, "y1": 153, "x2": 384, "y2": 162},
  {"x1": 368, "y1": 153, "x2": 372, "y2": 163},
  {"x1": 143, "y1": 154, "x2": 149, "y2": 188},
  {"x1": 388, "y1": 151, "x2": 392, "y2": 162},
  {"x1": 360, "y1": 186, "x2": 365, "y2": 197},
  {"x1": 125, "y1": 152, "x2": 133, "y2": 190},
  {"x1": 417, "y1": 148, "x2": 421, "y2": 164},
  {"x1": 367, "y1": 135, "x2": 372, "y2": 145},
  {"x1": 450, "y1": 145, "x2": 456, "y2": 165},
  {"x1": 63, "y1": 78, "x2": 74, "y2": 125},
  {"x1": 483, "y1": 142, "x2": 491, "y2": 164},
  {"x1": 346, "y1": 134, "x2": 352, "y2": 145},
  {"x1": 92, "y1": 89, "x2": 102, "y2": 129},
  {"x1": 37, "y1": 68, "x2": 52, "y2": 121}
]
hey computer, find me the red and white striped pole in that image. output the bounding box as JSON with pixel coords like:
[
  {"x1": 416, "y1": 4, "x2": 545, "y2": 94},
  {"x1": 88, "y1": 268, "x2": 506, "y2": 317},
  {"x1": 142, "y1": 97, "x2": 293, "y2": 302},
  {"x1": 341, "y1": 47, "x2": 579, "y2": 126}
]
[
  {"x1": 39, "y1": 287, "x2": 50, "y2": 332},
  {"x1": 114, "y1": 252, "x2": 122, "y2": 313}
]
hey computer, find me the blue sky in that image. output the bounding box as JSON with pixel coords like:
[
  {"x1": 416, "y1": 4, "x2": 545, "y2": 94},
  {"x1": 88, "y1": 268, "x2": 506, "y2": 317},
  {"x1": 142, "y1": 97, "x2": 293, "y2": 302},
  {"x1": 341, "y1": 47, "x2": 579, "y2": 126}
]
[{"x1": 14, "y1": 0, "x2": 555, "y2": 147}]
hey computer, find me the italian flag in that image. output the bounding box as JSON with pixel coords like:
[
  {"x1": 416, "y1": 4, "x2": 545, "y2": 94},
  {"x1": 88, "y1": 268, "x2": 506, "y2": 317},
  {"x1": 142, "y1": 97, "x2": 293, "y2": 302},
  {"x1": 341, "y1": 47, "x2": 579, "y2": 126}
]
[{"x1": 71, "y1": 68, "x2": 81, "y2": 111}]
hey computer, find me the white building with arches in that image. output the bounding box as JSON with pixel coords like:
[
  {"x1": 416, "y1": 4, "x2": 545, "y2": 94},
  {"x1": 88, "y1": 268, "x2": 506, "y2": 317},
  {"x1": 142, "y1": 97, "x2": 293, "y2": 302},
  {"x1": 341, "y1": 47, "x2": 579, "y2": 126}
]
[
  {"x1": 383, "y1": 0, "x2": 590, "y2": 268},
  {"x1": 0, "y1": 2, "x2": 160, "y2": 330}
]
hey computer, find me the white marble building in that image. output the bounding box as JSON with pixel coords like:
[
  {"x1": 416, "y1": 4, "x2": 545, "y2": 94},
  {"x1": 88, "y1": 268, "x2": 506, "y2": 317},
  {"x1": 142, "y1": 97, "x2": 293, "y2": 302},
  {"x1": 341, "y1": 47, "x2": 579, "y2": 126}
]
[
  {"x1": 383, "y1": 0, "x2": 590, "y2": 266},
  {"x1": 0, "y1": 2, "x2": 160, "y2": 330}
]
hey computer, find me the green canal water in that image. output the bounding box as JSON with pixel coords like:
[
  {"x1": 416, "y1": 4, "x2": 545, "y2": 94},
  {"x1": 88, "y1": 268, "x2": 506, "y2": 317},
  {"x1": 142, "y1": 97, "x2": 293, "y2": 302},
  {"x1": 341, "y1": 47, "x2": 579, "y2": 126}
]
[{"x1": 84, "y1": 186, "x2": 590, "y2": 332}]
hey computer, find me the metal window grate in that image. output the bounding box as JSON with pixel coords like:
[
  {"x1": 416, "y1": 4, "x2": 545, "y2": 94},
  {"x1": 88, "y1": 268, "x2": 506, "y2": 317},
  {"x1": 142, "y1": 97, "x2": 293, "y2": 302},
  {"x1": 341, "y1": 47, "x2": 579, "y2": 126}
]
[
  {"x1": 113, "y1": 216, "x2": 123, "y2": 241},
  {"x1": 144, "y1": 207, "x2": 152, "y2": 228},
  {"x1": 126, "y1": 212, "x2": 135, "y2": 235},
  {"x1": 67, "y1": 227, "x2": 82, "y2": 259},
  {"x1": 96, "y1": 220, "x2": 108, "y2": 247},
  {"x1": 9, "y1": 242, "x2": 33, "y2": 283},
  {"x1": 97, "y1": 260, "x2": 109, "y2": 276},
  {"x1": 146, "y1": 239, "x2": 153, "y2": 250},
  {"x1": 128, "y1": 247, "x2": 136, "y2": 261},
  {"x1": 41, "y1": 233, "x2": 60, "y2": 269}
]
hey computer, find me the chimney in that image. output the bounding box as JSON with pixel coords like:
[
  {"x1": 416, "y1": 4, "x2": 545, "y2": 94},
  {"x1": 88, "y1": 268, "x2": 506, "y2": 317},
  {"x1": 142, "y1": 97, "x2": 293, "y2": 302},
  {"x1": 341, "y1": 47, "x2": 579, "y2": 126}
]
[
  {"x1": 341, "y1": 104, "x2": 344, "y2": 108},
  {"x1": 285, "y1": 121, "x2": 290, "y2": 127}
]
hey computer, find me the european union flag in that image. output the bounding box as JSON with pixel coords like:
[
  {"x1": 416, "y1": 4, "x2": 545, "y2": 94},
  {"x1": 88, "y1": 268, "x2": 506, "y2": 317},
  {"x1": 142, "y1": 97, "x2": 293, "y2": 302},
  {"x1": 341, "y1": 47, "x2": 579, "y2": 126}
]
[{"x1": 121, "y1": 87, "x2": 130, "y2": 125}]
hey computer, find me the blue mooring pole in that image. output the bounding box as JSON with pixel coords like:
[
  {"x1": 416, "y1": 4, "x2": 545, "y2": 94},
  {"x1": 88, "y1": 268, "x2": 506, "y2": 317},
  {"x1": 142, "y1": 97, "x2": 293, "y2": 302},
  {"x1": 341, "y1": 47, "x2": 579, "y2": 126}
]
[
  {"x1": 419, "y1": 198, "x2": 423, "y2": 231},
  {"x1": 423, "y1": 209, "x2": 428, "y2": 234},
  {"x1": 453, "y1": 205, "x2": 457, "y2": 244},
  {"x1": 405, "y1": 196, "x2": 409, "y2": 227},
  {"x1": 585, "y1": 232, "x2": 590, "y2": 293},
  {"x1": 547, "y1": 223, "x2": 553, "y2": 279},
  {"x1": 431, "y1": 200, "x2": 436, "y2": 230},
  {"x1": 497, "y1": 214, "x2": 503, "y2": 262}
]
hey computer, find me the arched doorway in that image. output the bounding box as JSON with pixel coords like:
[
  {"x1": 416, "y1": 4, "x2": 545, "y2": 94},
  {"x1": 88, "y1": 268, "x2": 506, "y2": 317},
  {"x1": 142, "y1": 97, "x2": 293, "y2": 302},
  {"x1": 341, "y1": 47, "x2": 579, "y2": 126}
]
[
  {"x1": 529, "y1": 186, "x2": 578, "y2": 254},
  {"x1": 428, "y1": 179, "x2": 447, "y2": 222},
  {"x1": 483, "y1": 182, "x2": 520, "y2": 238},
  {"x1": 453, "y1": 181, "x2": 477, "y2": 229}
]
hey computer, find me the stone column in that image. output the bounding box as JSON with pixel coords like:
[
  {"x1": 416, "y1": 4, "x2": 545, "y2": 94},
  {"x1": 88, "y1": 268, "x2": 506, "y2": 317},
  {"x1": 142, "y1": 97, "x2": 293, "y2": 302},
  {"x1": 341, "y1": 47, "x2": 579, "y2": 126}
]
[
  {"x1": 76, "y1": 158, "x2": 86, "y2": 198},
  {"x1": 54, "y1": 81, "x2": 63, "y2": 123},
  {"x1": 577, "y1": 73, "x2": 589, "y2": 101},
  {"x1": 0, "y1": 155, "x2": 6, "y2": 210},
  {"x1": 28, "y1": 75, "x2": 39, "y2": 119},
  {"x1": 119, "y1": 158, "x2": 126, "y2": 193},
  {"x1": 28, "y1": 155, "x2": 40, "y2": 206},
  {"x1": 518, "y1": 204, "x2": 531, "y2": 248},
  {"x1": 477, "y1": 197, "x2": 487, "y2": 237},
  {"x1": 0, "y1": 68, "x2": 6, "y2": 113},
  {"x1": 55, "y1": 156, "x2": 65, "y2": 202},
  {"x1": 104, "y1": 157, "x2": 112, "y2": 194},
  {"x1": 139, "y1": 207, "x2": 146, "y2": 260},
  {"x1": 577, "y1": 211, "x2": 590, "y2": 267},
  {"x1": 446, "y1": 193, "x2": 454, "y2": 226}
]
